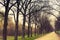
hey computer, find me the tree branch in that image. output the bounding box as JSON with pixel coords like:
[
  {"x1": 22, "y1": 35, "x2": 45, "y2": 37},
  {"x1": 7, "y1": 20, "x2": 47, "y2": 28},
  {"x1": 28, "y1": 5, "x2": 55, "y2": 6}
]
[{"x1": 9, "y1": 2, "x2": 17, "y2": 10}]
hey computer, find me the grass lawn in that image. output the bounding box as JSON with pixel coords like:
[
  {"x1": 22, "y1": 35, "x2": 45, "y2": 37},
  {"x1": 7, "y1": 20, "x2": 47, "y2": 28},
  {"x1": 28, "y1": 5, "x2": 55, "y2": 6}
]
[
  {"x1": 7, "y1": 35, "x2": 40, "y2": 40},
  {"x1": 0, "y1": 35, "x2": 41, "y2": 40},
  {"x1": 55, "y1": 31, "x2": 60, "y2": 34},
  {"x1": 0, "y1": 33, "x2": 48, "y2": 40}
]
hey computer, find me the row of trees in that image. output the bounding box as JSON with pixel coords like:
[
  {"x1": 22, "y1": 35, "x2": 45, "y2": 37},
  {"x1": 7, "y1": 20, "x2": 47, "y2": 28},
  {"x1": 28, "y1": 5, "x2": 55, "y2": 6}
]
[{"x1": 0, "y1": 0, "x2": 60, "y2": 40}]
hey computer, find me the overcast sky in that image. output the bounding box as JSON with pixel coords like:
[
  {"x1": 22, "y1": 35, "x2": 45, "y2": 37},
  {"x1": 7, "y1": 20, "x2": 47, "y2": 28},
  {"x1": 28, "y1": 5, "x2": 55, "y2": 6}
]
[{"x1": 0, "y1": 0, "x2": 60, "y2": 28}]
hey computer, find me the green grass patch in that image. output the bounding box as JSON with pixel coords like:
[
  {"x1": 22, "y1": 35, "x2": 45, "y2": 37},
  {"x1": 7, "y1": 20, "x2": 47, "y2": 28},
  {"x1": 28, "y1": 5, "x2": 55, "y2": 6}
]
[
  {"x1": 6, "y1": 35, "x2": 41, "y2": 40},
  {"x1": 0, "y1": 33, "x2": 48, "y2": 40},
  {"x1": 55, "y1": 30, "x2": 60, "y2": 34}
]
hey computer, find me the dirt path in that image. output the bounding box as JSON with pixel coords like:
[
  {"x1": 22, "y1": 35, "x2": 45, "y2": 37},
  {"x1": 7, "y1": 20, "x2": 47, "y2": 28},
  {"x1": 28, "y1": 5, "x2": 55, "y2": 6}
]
[{"x1": 35, "y1": 32, "x2": 60, "y2": 40}]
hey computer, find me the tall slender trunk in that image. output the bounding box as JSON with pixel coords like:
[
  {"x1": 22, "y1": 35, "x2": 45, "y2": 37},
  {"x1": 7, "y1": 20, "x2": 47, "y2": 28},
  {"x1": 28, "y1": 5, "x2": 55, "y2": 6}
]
[
  {"x1": 37, "y1": 26, "x2": 39, "y2": 34},
  {"x1": 39, "y1": 21, "x2": 43, "y2": 34},
  {"x1": 15, "y1": 0, "x2": 19, "y2": 40},
  {"x1": 15, "y1": 15, "x2": 19, "y2": 40},
  {"x1": 31, "y1": 27, "x2": 32, "y2": 37},
  {"x1": 28, "y1": 13, "x2": 31, "y2": 37},
  {"x1": 3, "y1": 8, "x2": 8, "y2": 40},
  {"x1": 34, "y1": 24, "x2": 36, "y2": 36},
  {"x1": 3, "y1": 0, "x2": 10, "y2": 40},
  {"x1": 22, "y1": 15, "x2": 26, "y2": 40},
  {"x1": 39, "y1": 26, "x2": 43, "y2": 34}
]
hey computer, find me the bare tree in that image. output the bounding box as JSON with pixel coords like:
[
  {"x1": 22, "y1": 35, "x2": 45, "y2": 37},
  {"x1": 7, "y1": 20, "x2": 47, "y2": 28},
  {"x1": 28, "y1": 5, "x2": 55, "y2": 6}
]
[
  {"x1": 14, "y1": 0, "x2": 20, "y2": 40},
  {"x1": 0, "y1": 0, "x2": 17, "y2": 40},
  {"x1": 3, "y1": 0, "x2": 10, "y2": 40}
]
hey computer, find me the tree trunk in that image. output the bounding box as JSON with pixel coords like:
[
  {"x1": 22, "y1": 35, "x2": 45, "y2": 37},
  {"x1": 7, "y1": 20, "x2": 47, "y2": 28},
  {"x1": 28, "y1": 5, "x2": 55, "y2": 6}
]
[
  {"x1": 14, "y1": 0, "x2": 19, "y2": 40},
  {"x1": 22, "y1": 15, "x2": 26, "y2": 40},
  {"x1": 34, "y1": 24, "x2": 37, "y2": 36},
  {"x1": 3, "y1": 0, "x2": 10, "y2": 40},
  {"x1": 28, "y1": 13, "x2": 31, "y2": 37},
  {"x1": 15, "y1": 16, "x2": 19, "y2": 40},
  {"x1": 31, "y1": 27, "x2": 32, "y2": 37},
  {"x1": 37, "y1": 26, "x2": 39, "y2": 34}
]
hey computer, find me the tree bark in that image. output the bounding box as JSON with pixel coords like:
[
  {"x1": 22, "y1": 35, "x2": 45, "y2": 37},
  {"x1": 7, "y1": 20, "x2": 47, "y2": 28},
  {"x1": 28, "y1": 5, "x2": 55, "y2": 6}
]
[
  {"x1": 15, "y1": 16, "x2": 19, "y2": 40},
  {"x1": 31, "y1": 27, "x2": 32, "y2": 37},
  {"x1": 22, "y1": 15, "x2": 26, "y2": 40},
  {"x1": 14, "y1": 0, "x2": 19, "y2": 40},
  {"x1": 34, "y1": 24, "x2": 37, "y2": 36},
  {"x1": 28, "y1": 13, "x2": 31, "y2": 37},
  {"x1": 3, "y1": 0, "x2": 10, "y2": 40}
]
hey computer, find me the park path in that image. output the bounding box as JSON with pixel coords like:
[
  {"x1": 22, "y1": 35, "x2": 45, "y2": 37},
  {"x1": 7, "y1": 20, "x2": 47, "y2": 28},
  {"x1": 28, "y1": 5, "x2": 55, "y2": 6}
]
[{"x1": 35, "y1": 32, "x2": 60, "y2": 40}]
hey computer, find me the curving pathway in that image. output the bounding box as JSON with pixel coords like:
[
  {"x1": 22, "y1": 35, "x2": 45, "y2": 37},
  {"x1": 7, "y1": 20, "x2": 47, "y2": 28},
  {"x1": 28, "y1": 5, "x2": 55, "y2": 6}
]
[{"x1": 35, "y1": 32, "x2": 60, "y2": 40}]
